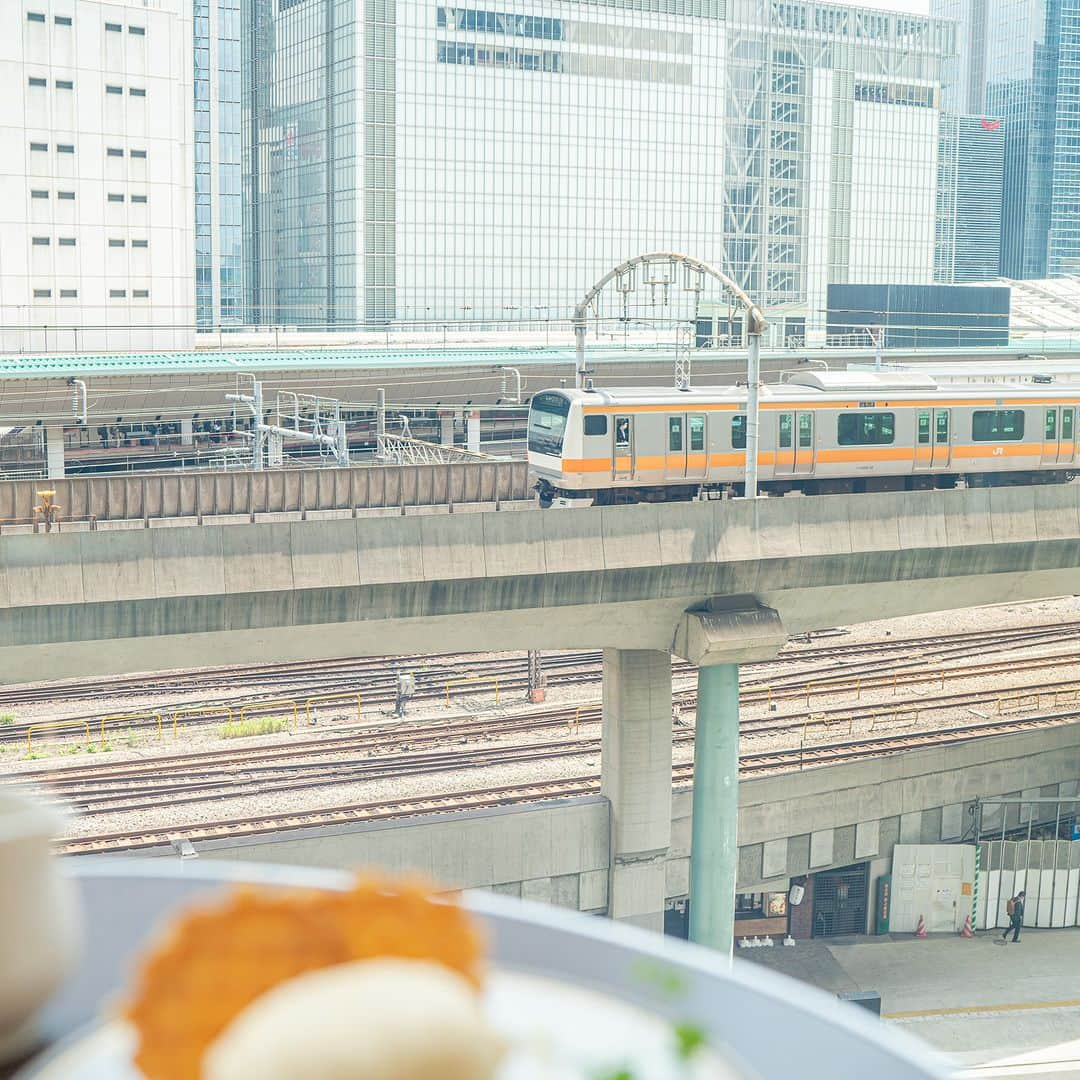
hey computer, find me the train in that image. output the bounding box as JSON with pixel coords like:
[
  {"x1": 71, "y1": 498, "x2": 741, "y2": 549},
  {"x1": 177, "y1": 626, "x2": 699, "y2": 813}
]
[{"x1": 527, "y1": 371, "x2": 1080, "y2": 507}]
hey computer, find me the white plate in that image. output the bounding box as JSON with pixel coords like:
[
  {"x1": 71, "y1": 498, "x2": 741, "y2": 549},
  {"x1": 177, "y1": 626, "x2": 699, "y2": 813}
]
[{"x1": 27, "y1": 970, "x2": 742, "y2": 1079}]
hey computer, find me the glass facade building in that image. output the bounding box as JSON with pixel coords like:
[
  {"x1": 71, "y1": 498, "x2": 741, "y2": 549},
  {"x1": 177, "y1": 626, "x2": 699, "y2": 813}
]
[
  {"x1": 941, "y1": 0, "x2": 1080, "y2": 277},
  {"x1": 240, "y1": 0, "x2": 955, "y2": 329},
  {"x1": 195, "y1": 0, "x2": 244, "y2": 326}
]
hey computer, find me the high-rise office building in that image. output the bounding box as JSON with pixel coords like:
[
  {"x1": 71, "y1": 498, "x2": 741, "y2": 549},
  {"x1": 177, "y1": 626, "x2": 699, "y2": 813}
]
[
  {"x1": 939, "y1": 0, "x2": 1080, "y2": 278},
  {"x1": 936, "y1": 113, "x2": 1004, "y2": 281},
  {"x1": 195, "y1": 0, "x2": 244, "y2": 326},
  {"x1": 241, "y1": 0, "x2": 955, "y2": 331},
  {"x1": 0, "y1": 0, "x2": 194, "y2": 353}
]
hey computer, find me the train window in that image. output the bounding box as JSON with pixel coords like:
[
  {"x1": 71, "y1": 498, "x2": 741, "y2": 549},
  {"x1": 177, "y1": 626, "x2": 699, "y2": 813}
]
[
  {"x1": 917, "y1": 411, "x2": 930, "y2": 445},
  {"x1": 972, "y1": 409, "x2": 1024, "y2": 442},
  {"x1": 1046, "y1": 409, "x2": 1057, "y2": 440},
  {"x1": 836, "y1": 412, "x2": 895, "y2": 446},
  {"x1": 798, "y1": 413, "x2": 812, "y2": 448},
  {"x1": 583, "y1": 415, "x2": 607, "y2": 437},
  {"x1": 527, "y1": 392, "x2": 569, "y2": 456},
  {"x1": 731, "y1": 414, "x2": 746, "y2": 449},
  {"x1": 668, "y1": 417, "x2": 684, "y2": 452},
  {"x1": 778, "y1": 413, "x2": 792, "y2": 448},
  {"x1": 1064, "y1": 409, "x2": 1075, "y2": 440},
  {"x1": 615, "y1": 416, "x2": 631, "y2": 447},
  {"x1": 689, "y1": 415, "x2": 705, "y2": 452},
  {"x1": 936, "y1": 411, "x2": 949, "y2": 443}
]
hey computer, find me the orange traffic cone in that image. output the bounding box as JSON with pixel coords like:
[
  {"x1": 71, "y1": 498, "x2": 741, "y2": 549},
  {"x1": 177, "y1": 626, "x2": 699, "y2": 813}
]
[
  {"x1": 915, "y1": 914, "x2": 928, "y2": 938},
  {"x1": 959, "y1": 914, "x2": 974, "y2": 938}
]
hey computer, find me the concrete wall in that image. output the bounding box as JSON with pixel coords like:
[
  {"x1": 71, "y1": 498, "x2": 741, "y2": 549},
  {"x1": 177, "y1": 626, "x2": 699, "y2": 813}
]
[
  {"x1": 2, "y1": 483, "x2": 1079, "y2": 681},
  {"x1": 112, "y1": 723, "x2": 1080, "y2": 924},
  {"x1": 0, "y1": 461, "x2": 529, "y2": 524}
]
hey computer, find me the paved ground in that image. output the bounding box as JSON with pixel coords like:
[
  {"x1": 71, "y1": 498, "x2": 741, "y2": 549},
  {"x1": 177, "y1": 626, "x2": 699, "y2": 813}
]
[{"x1": 742, "y1": 929, "x2": 1080, "y2": 1078}]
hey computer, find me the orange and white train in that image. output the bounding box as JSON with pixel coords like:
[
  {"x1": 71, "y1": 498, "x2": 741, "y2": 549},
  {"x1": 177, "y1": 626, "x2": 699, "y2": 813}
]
[{"x1": 527, "y1": 371, "x2": 1080, "y2": 506}]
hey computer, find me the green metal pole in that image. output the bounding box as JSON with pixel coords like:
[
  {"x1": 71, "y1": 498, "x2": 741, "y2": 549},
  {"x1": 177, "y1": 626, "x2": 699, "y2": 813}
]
[{"x1": 689, "y1": 662, "x2": 740, "y2": 955}]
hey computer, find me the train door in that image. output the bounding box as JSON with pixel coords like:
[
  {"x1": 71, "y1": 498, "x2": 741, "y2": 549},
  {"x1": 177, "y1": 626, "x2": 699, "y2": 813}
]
[
  {"x1": 794, "y1": 412, "x2": 814, "y2": 475},
  {"x1": 613, "y1": 415, "x2": 634, "y2": 479},
  {"x1": 932, "y1": 409, "x2": 952, "y2": 469},
  {"x1": 775, "y1": 411, "x2": 814, "y2": 476},
  {"x1": 1042, "y1": 407, "x2": 1076, "y2": 465},
  {"x1": 686, "y1": 414, "x2": 707, "y2": 479}
]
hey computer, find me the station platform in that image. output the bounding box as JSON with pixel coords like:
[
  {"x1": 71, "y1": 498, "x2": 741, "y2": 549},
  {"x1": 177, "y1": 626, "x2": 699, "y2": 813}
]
[{"x1": 743, "y1": 928, "x2": 1080, "y2": 1077}]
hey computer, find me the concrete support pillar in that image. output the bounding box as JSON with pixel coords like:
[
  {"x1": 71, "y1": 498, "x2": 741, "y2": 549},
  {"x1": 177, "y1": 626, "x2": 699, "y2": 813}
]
[
  {"x1": 439, "y1": 412, "x2": 454, "y2": 447},
  {"x1": 689, "y1": 662, "x2": 740, "y2": 955},
  {"x1": 45, "y1": 425, "x2": 65, "y2": 480},
  {"x1": 467, "y1": 409, "x2": 481, "y2": 454},
  {"x1": 600, "y1": 648, "x2": 673, "y2": 931},
  {"x1": 180, "y1": 418, "x2": 194, "y2": 446}
]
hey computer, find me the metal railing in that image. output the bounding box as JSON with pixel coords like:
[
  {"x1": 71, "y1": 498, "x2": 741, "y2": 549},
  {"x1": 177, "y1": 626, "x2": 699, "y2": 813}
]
[
  {"x1": 376, "y1": 435, "x2": 495, "y2": 466},
  {"x1": 27, "y1": 719, "x2": 92, "y2": 754},
  {"x1": 444, "y1": 677, "x2": 500, "y2": 709},
  {"x1": 101, "y1": 712, "x2": 166, "y2": 743}
]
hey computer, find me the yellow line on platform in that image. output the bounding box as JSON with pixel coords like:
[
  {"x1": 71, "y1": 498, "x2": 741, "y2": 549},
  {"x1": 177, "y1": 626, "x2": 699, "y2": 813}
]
[{"x1": 884, "y1": 999, "x2": 1080, "y2": 1019}]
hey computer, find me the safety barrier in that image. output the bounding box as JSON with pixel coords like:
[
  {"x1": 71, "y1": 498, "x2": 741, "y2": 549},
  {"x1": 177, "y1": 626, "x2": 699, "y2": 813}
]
[
  {"x1": 305, "y1": 693, "x2": 362, "y2": 724},
  {"x1": 997, "y1": 688, "x2": 1080, "y2": 715},
  {"x1": 101, "y1": 712, "x2": 167, "y2": 743},
  {"x1": 27, "y1": 719, "x2": 92, "y2": 754},
  {"x1": 172, "y1": 706, "x2": 233, "y2": 730},
  {"x1": 568, "y1": 705, "x2": 585, "y2": 736},
  {"x1": 869, "y1": 709, "x2": 918, "y2": 731},
  {"x1": 444, "y1": 678, "x2": 500, "y2": 709},
  {"x1": 801, "y1": 713, "x2": 853, "y2": 741},
  {"x1": 236, "y1": 700, "x2": 299, "y2": 728}
]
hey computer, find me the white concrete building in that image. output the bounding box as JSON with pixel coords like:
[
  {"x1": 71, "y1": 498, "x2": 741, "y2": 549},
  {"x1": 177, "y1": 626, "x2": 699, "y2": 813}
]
[{"x1": 0, "y1": 0, "x2": 194, "y2": 353}]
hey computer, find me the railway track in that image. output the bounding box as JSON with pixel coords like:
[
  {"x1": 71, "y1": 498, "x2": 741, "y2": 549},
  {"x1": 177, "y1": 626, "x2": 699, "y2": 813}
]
[
  {"x1": 3, "y1": 618, "x2": 1078, "y2": 707},
  {"x1": 5, "y1": 619, "x2": 1078, "y2": 748},
  {"x1": 55, "y1": 707, "x2": 1080, "y2": 856}
]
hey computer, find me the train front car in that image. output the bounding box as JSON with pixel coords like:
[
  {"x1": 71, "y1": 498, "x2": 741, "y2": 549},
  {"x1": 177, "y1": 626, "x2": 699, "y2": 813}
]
[{"x1": 528, "y1": 390, "x2": 580, "y2": 508}]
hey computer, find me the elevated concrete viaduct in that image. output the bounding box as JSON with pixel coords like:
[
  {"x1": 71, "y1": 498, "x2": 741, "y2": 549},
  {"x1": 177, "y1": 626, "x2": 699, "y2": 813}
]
[{"x1": 14, "y1": 484, "x2": 1080, "y2": 948}]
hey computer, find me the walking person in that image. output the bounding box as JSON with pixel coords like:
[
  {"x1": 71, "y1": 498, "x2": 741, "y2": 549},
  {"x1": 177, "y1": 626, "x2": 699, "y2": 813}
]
[{"x1": 1002, "y1": 890, "x2": 1025, "y2": 943}]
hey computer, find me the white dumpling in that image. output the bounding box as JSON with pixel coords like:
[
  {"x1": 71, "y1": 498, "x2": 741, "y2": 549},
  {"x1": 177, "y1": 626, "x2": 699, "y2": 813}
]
[{"x1": 202, "y1": 958, "x2": 502, "y2": 1080}]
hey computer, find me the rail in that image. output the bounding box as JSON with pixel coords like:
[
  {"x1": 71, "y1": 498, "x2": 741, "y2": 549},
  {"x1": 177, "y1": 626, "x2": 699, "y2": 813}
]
[
  {"x1": 305, "y1": 693, "x2": 362, "y2": 724},
  {"x1": 101, "y1": 712, "x2": 166, "y2": 743},
  {"x1": 444, "y1": 677, "x2": 500, "y2": 709},
  {"x1": 27, "y1": 719, "x2": 92, "y2": 754}
]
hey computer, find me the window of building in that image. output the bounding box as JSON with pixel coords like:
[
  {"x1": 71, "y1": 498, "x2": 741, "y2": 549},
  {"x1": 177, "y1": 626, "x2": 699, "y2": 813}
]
[
  {"x1": 31, "y1": 237, "x2": 50, "y2": 246},
  {"x1": 131, "y1": 239, "x2": 148, "y2": 248},
  {"x1": 972, "y1": 409, "x2": 1024, "y2": 441},
  {"x1": 54, "y1": 15, "x2": 72, "y2": 25},
  {"x1": 107, "y1": 193, "x2": 124, "y2": 202},
  {"x1": 58, "y1": 237, "x2": 76, "y2": 246},
  {"x1": 57, "y1": 143, "x2": 74, "y2": 154},
  {"x1": 108, "y1": 289, "x2": 126, "y2": 298},
  {"x1": 55, "y1": 80, "x2": 73, "y2": 90},
  {"x1": 30, "y1": 189, "x2": 48, "y2": 199},
  {"x1": 57, "y1": 190, "x2": 74, "y2": 200},
  {"x1": 133, "y1": 289, "x2": 149, "y2": 298},
  {"x1": 105, "y1": 21, "x2": 121, "y2": 32},
  {"x1": 105, "y1": 85, "x2": 122, "y2": 95},
  {"x1": 29, "y1": 142, "x2": 47, "y2": 152},
  {"x1": 837, "y1": 412, "x2": 896, "y2": 446},
  {"x1": 33, "y1": 289, "x2": 52, "y2": 298},
  {"x1": 106, "y1": 147, "x2": 123, "y2": 157},
  {"x1": 129, "y1": 87, "x2": 146, "y2": 97},
  {"x1": 28, "y1": 77, "x2": 47, "y2": 88},
  {"x1": 128, "y1": 24, "x2": 145, "y2": 35},
  {"x1": 27, "y1": 12, "x2": 46, "y2": 22},
  {"x1": 108, "y1": 239, "x2": 126, "y2": 247},
  {"x1": 130, "y1": 149, "x2": 147, "y2": 159},
  {"x1": 59, "y1": 289, "x2": 77, "y2": 298},
  {"x1": 131, "y1": 194, "x2": 147, "y2": 203},
  {"x1": 731, "y1": 414, "x2": 746, "y2": 449}
]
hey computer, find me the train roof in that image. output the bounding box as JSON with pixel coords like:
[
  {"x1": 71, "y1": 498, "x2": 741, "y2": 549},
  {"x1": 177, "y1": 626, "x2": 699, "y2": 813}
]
[{"x1": 547, "y1": 371, "x2": 1080, "y2": 405}]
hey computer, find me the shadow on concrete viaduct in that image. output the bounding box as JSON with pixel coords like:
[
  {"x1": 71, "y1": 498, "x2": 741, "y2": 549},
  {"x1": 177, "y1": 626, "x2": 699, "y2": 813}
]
[{"x1": 7, "y1": 485, "x2": 1080, "y2": 951}]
